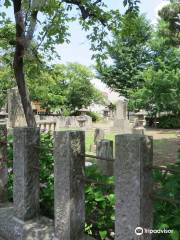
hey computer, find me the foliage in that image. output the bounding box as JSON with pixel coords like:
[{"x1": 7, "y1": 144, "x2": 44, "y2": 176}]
[
  {"x1": 71, "y1": 110, "x2": 102, "y2": 122},
  {"x1": 59, "y1": 63, "x2": 104, "y2": 111},
  {"x1": 0, "y1": 18, "x2": 16, "y2": 108},
  {"x1": 128, "y1": 4, "x2": 180, "y2": 114},
  {"x1": 153, "y1": 161, "x2": 180, "y2": 240},
  {"x1": 36, "y1": 63, "x2": 104, "y2": 112},
  {"x1": 86, "y1": 111, "x2": 102, "y2": 122},
  {"x1": 85, "y1": 165, "x2": 115, "y2": 239},
  {"x1": 96, "y1": 0, "x2": 180, "y2": 118},
  {"x1": 129, "y1": 58, "x2": 180, "y2": 115},
  {"x1": 123, "y1": 0, "x2": 140, "y2": 13},
  {"x1": 27, "y1": 63, "x2": 66, "y2": 112},
  {"x1": 157, "y1": 115, "x2": 180, "y2": 129},
  {"x1": 0, "y1": 59, "x2": 104, "y2": 112},
  {"x1": 39, "y1": 132, "x2": 54, "y2": 218},
  {"x1": 96, "y1": 12, "x2": 152, "y2": 97},
  {"x1": 0, "y1": 66, "x2": 15, "y2": 109},
  {"x1": 157, "y1": 0, "x2": 180, "y2": 47}
]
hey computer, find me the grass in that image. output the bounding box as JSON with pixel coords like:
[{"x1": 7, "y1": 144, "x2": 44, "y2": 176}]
[{"x1": 153, "y1": 139, "x2": 168, "y2": 146}]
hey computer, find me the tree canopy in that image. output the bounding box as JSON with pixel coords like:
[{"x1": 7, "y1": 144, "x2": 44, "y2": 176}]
[
  {"x1": 157, "y1": 0, "x2": 180, "y2": 47},
  {"x1": 96, "y1": 12, "x2": 152, "y2": 97},
  {"x1": 29, "y1": 63, "x2": 104, "y2": 113},
  {"x1": 96, "y1": 0, "x2": 180, "y2": 116},
  {"x1": 129, "y1": 0, "x2": 180, "y2": 115}
]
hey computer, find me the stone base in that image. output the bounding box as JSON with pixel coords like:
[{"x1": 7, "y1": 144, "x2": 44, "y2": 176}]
[
  {"x1": 132, "y1": 127, "x2": 144, "y2": 135},
  {"x1": 0, "y1": 206, "x2": 54, "y2": 240},
  {"x1": 0, "y1": 206, "x2": 96, "y2": 240}
]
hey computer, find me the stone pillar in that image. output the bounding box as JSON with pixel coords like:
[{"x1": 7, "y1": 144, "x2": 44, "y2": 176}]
[
  {"x1": 0, "y1": 125, "x2": 8, "y2": 204},
  {"x1": 96, "y1": 140, "x2": 114, "y2": 176},
  {"x1": 94, "y1": 128, "x2": 105, "y2": 144},
  {"x1": 115, "y1": 100, "x2": 128, "y2": 120},
  {"x1": 54, "y1": 131, "x2": 85, "y2": 240},
  {"x1": 113, "y1": 100, "x2": 132, "y2": 134},
  {"x1": 123, "y1": 100, "x2": 128, "y2": 120},
  {"x1": 115, "y1": 134, "x2": 153, "y2": 240},
  {"x1": 13, "y1": 127, "x2": 40, "y2": 221}
]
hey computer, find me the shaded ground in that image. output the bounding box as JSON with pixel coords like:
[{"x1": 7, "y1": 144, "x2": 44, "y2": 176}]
[
  {"x1": 145, "y1": 128, "x2": 180, "y2": 166},
  {"x1": 153, "y1": 138, "x2": 179, "y2": 165}
]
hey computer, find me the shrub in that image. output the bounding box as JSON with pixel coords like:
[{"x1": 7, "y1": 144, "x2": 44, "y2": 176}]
[
  {"x1": 70, "y1": 110, "x2": 101, "y2": 122},
  {"x1": 86, "y1": 111, "x2": 101, "y2": 122},
  {"x1": 85, "y1": 165, "x2": 115, "y2": 239},
  {"x1": 153, "y1": 161, "x2": 180, "y2": 240},
  {"x1": 158, "y1": 115, "x2": 180, "y2": 129}
]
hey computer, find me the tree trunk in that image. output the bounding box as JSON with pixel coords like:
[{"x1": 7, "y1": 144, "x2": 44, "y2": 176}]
[{"x1": 13, "y1": 0, "x2": 36, "y2": 127}]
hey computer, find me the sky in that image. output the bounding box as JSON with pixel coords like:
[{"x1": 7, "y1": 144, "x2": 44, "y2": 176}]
[{"x1": 55, "y1": 0, "x2": 170, "y2": 67}]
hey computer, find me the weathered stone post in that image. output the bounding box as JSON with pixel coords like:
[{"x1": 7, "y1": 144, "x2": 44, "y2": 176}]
[
  {"x1": 89, "y1": 128, "x2": 105, "y2": 152},
  {"x1": 115, "y1": 134, "x2": 153, "y2": 240},
  {"x1": 13, "y1": 127, "x2": 40, "y2": 221},
  {"x1": 96, "y1": 140, "x2": 114, "y2": 176},
  {"x1": 94, "y1": 128, "x2": 105, "y2": 144},
  {"x1": 0, "y1": 125, "x2": 8, "y2": 204},
  {"x1": 54, "y1": 131, "x2": 85, "y2": 240}
]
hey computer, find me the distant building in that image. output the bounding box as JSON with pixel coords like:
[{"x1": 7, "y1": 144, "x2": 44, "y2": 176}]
[{"x1": 31, "y1": 101, "x2": 48, "y2": 114}]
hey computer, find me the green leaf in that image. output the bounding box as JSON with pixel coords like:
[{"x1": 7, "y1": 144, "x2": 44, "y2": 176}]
[
  {"x1": 123, "y1": 0, "x2": 128, "y2": 7},
  {"x1": 170, "y1": 230, "x2": 180, "y2": 240},
  {"x1": 4, "y1": 0, "x2": 11, "y2": 7},
  {"x1": 99, "y1": 230, "x2": 107, "y2": 239}
]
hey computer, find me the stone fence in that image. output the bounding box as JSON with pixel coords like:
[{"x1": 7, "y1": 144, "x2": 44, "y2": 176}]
[
  {"x1": 37, "y1": 120, "x2": 57, "y2": 132},
  {"x1": 36, "y1": 114, "x2": 93, "y2": 132},
  {"x1": 1, "y1": 115, "x2": 92, "y2": 132},
  {"x1": 0, "y1": 126, "x2": 153, "y2": 240}
]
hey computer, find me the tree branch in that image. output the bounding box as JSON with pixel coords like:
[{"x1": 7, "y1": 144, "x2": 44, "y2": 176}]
[
  {"x1": 24, "y1": 0, "x2": 32, "y2": 28},
  {"x1": 63, "y1": 0, "x2": 107, "y2": 26},
  {"x1": 25, "y1": 10, "x2": 38, "y2": 48},
  {"x1": 93, "y1": 0, "x2": 102, "y2": 5}
]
